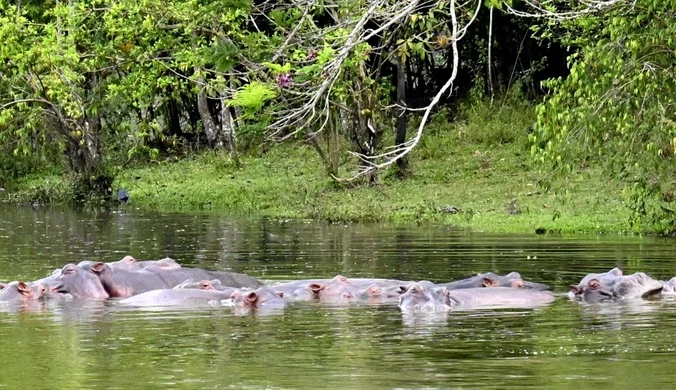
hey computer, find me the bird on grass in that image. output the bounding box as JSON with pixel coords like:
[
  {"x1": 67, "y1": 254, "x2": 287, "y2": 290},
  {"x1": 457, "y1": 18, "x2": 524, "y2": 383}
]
[
  {"x1": 117, "y1": 188, "x2": 130, "y2": 205},
  {"x1": 505, "y1": 197, "x2": 520, "y2": 215}
]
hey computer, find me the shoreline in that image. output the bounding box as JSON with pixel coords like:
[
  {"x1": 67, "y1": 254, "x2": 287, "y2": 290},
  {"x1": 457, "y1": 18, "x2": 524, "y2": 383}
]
[{"x1": 7, "y1": 140, "x2": 634, "y2": 236}]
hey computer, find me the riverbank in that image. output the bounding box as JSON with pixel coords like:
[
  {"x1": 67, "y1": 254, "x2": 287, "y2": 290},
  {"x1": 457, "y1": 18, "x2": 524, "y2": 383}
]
[{"x1": 8, "y1": 102, "x2": 632, "y2": 234}]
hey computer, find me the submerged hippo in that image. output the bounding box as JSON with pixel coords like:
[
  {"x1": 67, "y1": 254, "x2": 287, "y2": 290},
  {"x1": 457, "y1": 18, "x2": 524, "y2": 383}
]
[
  {"x1": 569, "y1": 272, "x2": 663, "y2": 302},
  {"x1": 53, "y1": 263, "x2": 110, "y2": 299},
  {"x1": 231, "y1": 287, "x2": 287, "y2": 310},
  {"x1": 399, "y1": 282, "x2": 556, "y2": 312},
  {"x1": 119, "y1": 289, "x2": 234, "y2": 307},
  {"x1": 273, "y1": 275, "x2": 361, "y2": 302},
  {"x1": 440, "y1": 272, "x2": 549, "y2": 291},
  {"x1": 78, "y1": 261, "x2": 170, "y2": 297},
  {"x1": 108, "y1": 256, "x2": 181, "y2": 272},
  {"x1": 173, "y1": 279, "x2": 234, "y2": 292},
  {"x1": 359, "y1": 280, "x2": 438, "y2": 303},
  {"x1": 144, "y1": 266, "x2": 263, "y2": 290},
  {"x1": 0, "y1": 281, "x2": 45, "y2": 302},
  {"x1": 662, "y1": 277, "x2": 676, "y2": 295}
]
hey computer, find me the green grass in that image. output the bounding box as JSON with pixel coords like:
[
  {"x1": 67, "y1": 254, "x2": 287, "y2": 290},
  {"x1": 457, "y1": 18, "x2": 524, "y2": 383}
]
[{"x1": 9, "y1": 100, "x2": 634, "y2": 235}]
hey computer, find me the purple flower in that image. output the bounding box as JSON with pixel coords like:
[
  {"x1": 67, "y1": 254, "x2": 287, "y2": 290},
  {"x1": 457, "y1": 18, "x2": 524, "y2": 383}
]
[
  {"x1": 276, "y1": 73, "x2": 293, "y2": 88},
  {"x1": 307, "y1": 49, "x2": 318, "y2": 60}
]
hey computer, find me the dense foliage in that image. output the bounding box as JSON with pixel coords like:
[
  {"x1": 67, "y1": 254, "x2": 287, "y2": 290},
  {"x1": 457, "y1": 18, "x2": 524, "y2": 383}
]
[
  {"x1": 532, "y1": 0, "x2": 676, "y2": 233},
  {"x1": 2, "y1": 0, "x2": 673, "y2": 233}
]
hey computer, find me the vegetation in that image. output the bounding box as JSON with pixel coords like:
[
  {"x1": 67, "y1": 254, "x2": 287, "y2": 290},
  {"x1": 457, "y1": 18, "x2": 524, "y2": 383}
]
[
  {"x1": 10, "y1": 100, "x2": 629, "y2": 234},
  {"x1": 0, "y1": 0, "x2": 674, "y2": 234},
  {"x1": 531, "y1": 0, "x2": 676, "y2": 234}
]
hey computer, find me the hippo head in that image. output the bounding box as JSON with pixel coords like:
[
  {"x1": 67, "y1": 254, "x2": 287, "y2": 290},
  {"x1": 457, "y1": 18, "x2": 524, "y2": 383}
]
[
  {"x1": 231, "y1": 288, "x2": 286, "y2": 309},
  {"x1": 359, "y1": 284, "x2": 406, "y2": 300},
  {"x1": 398, "y1": 282, "x2": 450, "y2": 312},
  {"x1": 0, "y1": 281, "x2": 43, "y2": 302},
  {"x1": 323, "y1": 275, "x2": 359, "y2": 299},
  {"x1": 482, "y1": 277, "x2": 525, "y2": 288},
  {"x1": 109, "y1": 255, "x2": 142, "y2": 271},
  {"x1": 613, "y1": 272, "x2": 663, "y2": 299},
  {"x1": 55, "y1": 263, "x2": 109, "y2": 299},
  {"x1": 569, "y1": 279, "x2": 614, "y2": 302},
  {"x1": 150, "y1": 258, "x2": 181, "y2": 271}
]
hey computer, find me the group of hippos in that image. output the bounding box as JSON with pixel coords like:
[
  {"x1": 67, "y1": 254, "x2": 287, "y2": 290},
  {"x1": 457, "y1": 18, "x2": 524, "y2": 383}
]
[{"x1": 2, "y1": 255, "x2": 676, "y2": 312}]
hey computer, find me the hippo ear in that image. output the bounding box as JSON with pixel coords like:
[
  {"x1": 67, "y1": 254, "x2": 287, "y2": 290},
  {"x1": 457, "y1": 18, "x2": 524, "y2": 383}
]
[
  {"x1": 482, "y1": 278, "x2": 500, "y2": 287},
  {"x1": 121, "y1": 255, "x2": 136, "y2": 263},
  {"x1": 588, "y1": 279, "x2": 602, "y2": 290},
  {"x1": 92, "y1": 262, "x2": 106, "y2": 274},
  {"x1": 367, "y1": 284, "x2": 381, "y2": 297},
  {"x1": 569, "y1": 285, "x2": 581, "y2": 295},
  {"x1": 398, "y1": 285, "x2": 408, "y2": 294},
  {"x1": 0, "y1": 282, "x2": 6, "y2": 290},
  {"x1": 276, "y1": 291, "x2": 284, "y2": 298},
  {"x1": 309, "y1": 283, "x2": 325, "y2": 295},
  {"x1": 244, "y1": 291, "x2": 258, "y2": 304},
  {"x1": 439, "y1": 288, "x2": 452, "y2": 305},
  {"x1": 505, "y1": 272, "x2": 521, "y2": 279},
  {"x1": 17, "y1": 282, "x2": 30, "y2": 293}
]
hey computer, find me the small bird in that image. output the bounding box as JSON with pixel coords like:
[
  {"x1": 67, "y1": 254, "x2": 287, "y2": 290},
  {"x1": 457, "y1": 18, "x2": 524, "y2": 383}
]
[
  {"x1": 117, "y1": 188, "x2": 130, "y2": 205},
  {"x1": 505, "y1": 198, "x2": 520, "y2": 215},
  {"x1": 439, "y1": 205, "x2": 461, "y2": 214}
]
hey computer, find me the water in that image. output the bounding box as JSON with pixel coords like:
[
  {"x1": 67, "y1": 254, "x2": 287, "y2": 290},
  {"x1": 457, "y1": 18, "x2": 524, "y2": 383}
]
[{"x1": 1, "y1": 204, "x2": 676, "y2": 389}]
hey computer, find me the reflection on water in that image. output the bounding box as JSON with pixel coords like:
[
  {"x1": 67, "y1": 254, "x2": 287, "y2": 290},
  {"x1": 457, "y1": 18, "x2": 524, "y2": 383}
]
[{"x1": 1, "y1": 205, "x2": 676, "y2": 388}]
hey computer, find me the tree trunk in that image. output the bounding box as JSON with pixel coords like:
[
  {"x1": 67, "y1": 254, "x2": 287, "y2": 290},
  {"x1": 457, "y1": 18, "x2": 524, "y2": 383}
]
[
  {"x1": 395, "y1": 58, "x2": 409, "y2": 176},
  {"x1": 219, "y1": 93, "x2": 237, "y2": 160},
  {"x1": 196, "y1": 72, "x2": 222, "y2": 149}
]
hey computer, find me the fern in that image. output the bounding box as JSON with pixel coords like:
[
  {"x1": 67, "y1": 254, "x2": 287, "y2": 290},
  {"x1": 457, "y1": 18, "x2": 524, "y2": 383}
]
[{"x1": 227, "y1": 81, "x2": 277, "y2": 113}]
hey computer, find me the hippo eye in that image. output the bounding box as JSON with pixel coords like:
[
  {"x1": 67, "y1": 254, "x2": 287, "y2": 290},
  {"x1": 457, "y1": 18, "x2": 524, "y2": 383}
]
[
  {"x1": 63, "y1": 267, "x2": 75, "y2": 275},
  {"x1": 410, "y1": 287, "x2": 419, "y2": 294},
  {"x1": 340, "y1": 277, "x2": 347, "y2": 283}
]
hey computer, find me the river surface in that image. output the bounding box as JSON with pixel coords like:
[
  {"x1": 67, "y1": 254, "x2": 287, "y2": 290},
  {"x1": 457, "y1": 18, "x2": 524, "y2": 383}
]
[{"x1": 1, "y1": 204, "x2": 676, "y2": 389}]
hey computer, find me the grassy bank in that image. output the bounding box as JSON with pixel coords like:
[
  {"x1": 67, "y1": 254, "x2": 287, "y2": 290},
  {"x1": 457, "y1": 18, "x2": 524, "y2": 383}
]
[{"x1": 9, "y1": 101, "x2": 632, "y2": 234}]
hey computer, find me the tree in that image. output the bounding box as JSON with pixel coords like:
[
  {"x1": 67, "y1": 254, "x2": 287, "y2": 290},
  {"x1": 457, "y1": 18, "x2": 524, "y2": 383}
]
[
  {"x1": 231, "y1": 0, "x2": 626, "y2": 182},
  {"x1": 0, "y1": 1, "x2": 118, "y2": 197},
  {"x1": 531, "y1": 0, "x2": 676, "y2": 233}
]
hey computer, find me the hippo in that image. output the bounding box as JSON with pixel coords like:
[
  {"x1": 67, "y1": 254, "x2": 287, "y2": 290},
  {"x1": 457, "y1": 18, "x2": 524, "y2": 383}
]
[
  {"x1": 662, "y1": 277, "x2": 676, "y2": 295},
  {"x1": 569, "y1": 272, "x2": 663, "y2": 302},
  {"x1": 144, "y1": 267, "x2": 263, "y2": 290},
  {"x1": 276, "y1": 275, "x2": 361, "y2": 302},
  {"x1": 399, "y1": 282, "x2": 556, "y2": 312},
  {"x1": 231, "y1": 287, "x2": 287, "y2": 310},
  {"x1": 0, "y1": 281, "x2": 45, "y2": 302},
  {"x1": 175, "y1": 279, "x2": 220, "y2": 290},
  {"x1": 53, "y1": 263, "x2": 110, "y2": 299},
  {"x1": 119, "y1": 289, "x2": 234, "y2": 307},
  {"x1": 398, "y1": 282, "x2": 450, "y2": 312},
  {"x1": 570, "y1": 268, "x2": 623, "y2": 292},
  {"x1": 444, "y1": 287, "x2": 555, "y2": 309},
  {"x1": 108, "y1": 256, "x2": 181, "y2": 272},
  {"x1": 77, "y1": 261, "x2": 170, "y2": 297},
  {"x1": 271, "y1": 276, "x2": 412, "y2": 302},
  {"x1": 359, "y1": 280, "x2": 438, "y2": 303},
  {"x1": 440, "y1": 272, "x2": 549, "y2": 291}
]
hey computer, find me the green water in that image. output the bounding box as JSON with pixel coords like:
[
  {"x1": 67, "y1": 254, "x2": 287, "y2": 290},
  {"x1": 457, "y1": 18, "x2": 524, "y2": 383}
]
[{"x1": 1, "y1": 204, "x2": 676, "y2": 389}]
